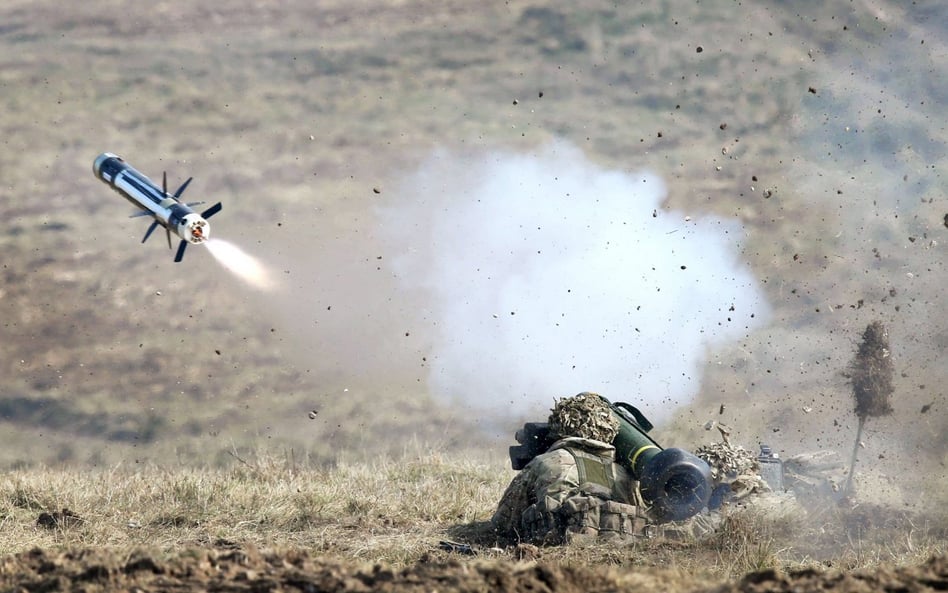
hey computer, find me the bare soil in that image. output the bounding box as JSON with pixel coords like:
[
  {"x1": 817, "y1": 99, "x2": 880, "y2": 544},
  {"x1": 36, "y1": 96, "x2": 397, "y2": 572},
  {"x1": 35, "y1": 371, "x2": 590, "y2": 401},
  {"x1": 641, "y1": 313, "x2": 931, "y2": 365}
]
[{"x1": 1, "y1": 543, "x2": 945, "y2": 593}]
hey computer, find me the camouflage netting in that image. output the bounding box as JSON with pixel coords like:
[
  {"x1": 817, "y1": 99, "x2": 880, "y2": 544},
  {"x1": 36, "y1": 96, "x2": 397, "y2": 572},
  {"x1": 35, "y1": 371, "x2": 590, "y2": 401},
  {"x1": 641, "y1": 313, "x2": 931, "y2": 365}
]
[
  {"x1": 695, "y1": 441, "x2": 770, "y2": 500},
  {"x1": 548, "y1": 392, "x2": 619, "y2": 443},
  {"x1": 694, "y1": 442, "x2": 760, "y2": 483}
]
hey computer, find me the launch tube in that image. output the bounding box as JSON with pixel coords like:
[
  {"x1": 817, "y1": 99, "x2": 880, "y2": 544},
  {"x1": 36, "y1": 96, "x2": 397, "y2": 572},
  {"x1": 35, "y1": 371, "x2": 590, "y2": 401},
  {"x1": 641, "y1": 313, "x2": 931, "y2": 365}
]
[{"x1": 608, "y1": 400, "x2": 711, "y2": 521}]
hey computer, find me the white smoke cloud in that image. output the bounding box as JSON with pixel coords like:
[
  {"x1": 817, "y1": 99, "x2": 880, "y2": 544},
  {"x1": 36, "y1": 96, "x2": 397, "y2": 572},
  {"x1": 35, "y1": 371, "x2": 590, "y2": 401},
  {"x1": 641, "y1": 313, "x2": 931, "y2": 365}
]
[{"x1": 381, "y1": 142, "x2": 770, "y2": 422}]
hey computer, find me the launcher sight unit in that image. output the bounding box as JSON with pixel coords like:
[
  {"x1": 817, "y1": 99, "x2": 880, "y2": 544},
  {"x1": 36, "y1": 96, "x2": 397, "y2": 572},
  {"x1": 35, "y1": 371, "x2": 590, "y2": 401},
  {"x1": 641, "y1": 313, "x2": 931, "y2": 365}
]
[{"x1": 509, "y1": 396, "x2": 712, "y2": 522}]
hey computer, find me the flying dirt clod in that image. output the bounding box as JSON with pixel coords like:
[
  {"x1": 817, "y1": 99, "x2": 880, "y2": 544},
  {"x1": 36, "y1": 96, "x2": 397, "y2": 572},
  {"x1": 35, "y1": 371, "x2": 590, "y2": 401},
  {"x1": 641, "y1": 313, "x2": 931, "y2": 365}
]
[{"x1": 844, "y1": 320, "x2": 895, "y2": 496}]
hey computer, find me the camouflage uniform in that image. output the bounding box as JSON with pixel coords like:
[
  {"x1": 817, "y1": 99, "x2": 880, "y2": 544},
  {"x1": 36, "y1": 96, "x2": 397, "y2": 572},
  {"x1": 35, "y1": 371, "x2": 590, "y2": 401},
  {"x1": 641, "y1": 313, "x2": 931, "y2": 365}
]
[{"x1": 492, "y1": 393, "x2": 646, "y2": 544}]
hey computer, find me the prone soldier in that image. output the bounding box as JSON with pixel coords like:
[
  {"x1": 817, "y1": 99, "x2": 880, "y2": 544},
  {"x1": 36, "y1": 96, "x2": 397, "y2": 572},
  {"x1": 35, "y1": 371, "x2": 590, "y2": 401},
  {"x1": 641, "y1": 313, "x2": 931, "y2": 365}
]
[{"x1": 492, "y1": 392, "x2": 647, "y2": 543}]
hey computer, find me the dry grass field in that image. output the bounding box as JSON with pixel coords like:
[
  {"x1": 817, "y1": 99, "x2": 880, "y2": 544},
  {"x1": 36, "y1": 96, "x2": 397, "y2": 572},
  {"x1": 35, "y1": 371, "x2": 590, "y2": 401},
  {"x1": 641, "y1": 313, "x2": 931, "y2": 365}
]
[
  {"x1": 1, "y1": 449, "x2": 946, "y2": 591},
  {"x1": 1, "y1": 0, "x2": 946, "y2": 590}
]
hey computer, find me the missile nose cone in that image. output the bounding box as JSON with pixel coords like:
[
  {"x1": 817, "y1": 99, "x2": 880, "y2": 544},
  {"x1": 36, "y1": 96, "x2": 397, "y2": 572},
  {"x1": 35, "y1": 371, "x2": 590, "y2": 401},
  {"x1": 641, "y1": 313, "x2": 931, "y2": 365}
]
[{"x1": 93, "y1": 153, "x2": 118, "y2": 176}]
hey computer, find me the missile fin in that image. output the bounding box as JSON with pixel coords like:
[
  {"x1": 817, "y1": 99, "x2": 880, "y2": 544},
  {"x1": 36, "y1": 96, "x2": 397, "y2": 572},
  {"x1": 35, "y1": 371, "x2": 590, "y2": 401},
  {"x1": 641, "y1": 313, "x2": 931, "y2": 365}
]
[
  {"x1": 142, "y1": 221, "x2": 160, "y2": 243},
  {"x1": 201, "y1": 202, "x2": 223, "y2": 219},
  {"x1": 174, "y1": 240, "x2": 188, "y2": 263},
  {"x1": 173, "y1": 177, "x2": 193, "y2": 198}
]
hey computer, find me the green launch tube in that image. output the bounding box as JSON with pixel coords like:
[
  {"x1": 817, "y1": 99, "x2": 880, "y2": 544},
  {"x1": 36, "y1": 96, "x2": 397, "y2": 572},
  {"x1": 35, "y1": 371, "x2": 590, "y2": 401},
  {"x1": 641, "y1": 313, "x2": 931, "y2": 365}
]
[{"x1": 509, "y1": 396, "x2": 712, "y2": 522}]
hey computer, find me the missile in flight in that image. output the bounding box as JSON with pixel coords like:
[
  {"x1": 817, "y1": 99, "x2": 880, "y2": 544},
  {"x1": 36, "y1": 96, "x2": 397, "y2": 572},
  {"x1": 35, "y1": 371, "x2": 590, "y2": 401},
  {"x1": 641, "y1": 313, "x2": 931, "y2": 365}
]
[{"x1": 93, "y1": 152, "x2": 222, "y2": 262}]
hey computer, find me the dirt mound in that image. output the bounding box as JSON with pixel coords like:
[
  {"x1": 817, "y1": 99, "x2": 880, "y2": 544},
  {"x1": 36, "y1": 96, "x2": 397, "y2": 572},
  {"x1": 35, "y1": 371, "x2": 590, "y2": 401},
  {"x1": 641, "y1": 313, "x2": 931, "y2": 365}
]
[
  {"x1": 0, "y1": 544, "x2": 634, "y2": 593},
  {"x1": 1, "y1": 544, "x2": 945, "y2": 593},
  {"x1": 714, "y1": 555, "x2": 948, "y2": 593}
]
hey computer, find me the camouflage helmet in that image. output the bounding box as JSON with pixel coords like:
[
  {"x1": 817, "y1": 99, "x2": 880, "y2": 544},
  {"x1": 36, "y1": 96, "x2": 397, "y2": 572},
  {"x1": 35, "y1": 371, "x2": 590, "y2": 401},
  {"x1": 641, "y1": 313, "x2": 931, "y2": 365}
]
[{"x1": 548, "y1": 392, "x2": 619, "y2": 443}]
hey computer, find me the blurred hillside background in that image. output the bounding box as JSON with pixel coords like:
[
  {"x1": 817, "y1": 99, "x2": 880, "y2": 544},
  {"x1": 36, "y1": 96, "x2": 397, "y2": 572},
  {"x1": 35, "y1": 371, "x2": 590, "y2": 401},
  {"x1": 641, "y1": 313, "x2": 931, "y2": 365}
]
[{"x1": 0, "y1": 0, "x2": 944, "y2": 503}]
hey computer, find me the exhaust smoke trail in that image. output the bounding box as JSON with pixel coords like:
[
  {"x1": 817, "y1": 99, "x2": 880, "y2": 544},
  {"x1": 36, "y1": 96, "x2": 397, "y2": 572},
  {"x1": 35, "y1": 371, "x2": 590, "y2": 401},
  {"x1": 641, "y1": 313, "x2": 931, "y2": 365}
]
[
  {"x1": 381, "y1": 142, "x2": 770, "y2": 423},
  {"x1": 205, "y1": 238, "x2": 276, "y2": 291}
]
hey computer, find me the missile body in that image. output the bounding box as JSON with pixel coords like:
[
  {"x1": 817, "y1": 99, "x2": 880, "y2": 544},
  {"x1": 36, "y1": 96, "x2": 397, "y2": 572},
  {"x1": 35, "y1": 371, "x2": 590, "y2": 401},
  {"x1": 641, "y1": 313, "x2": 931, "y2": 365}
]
[{"x1": 93, "y1": 152, "x2": 221, "y2": 262}]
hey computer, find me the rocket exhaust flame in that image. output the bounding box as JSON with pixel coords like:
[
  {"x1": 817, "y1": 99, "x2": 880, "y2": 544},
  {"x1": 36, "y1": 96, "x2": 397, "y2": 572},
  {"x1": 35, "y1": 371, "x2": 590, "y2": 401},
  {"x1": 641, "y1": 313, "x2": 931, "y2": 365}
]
[{"x1": 205, "y1": 238, "x2": 275, "y2": 291}]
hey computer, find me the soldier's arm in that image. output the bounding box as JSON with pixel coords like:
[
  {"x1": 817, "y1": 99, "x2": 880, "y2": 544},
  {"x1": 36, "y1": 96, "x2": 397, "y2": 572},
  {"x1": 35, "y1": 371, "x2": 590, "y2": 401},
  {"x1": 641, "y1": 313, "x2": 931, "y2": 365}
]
[
  {"x1": 491, "y1": 469, "x2": 534, "y2": 538},
  {"x1": 530, "y1": 449, "x2": 580, "y2": 509}
]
